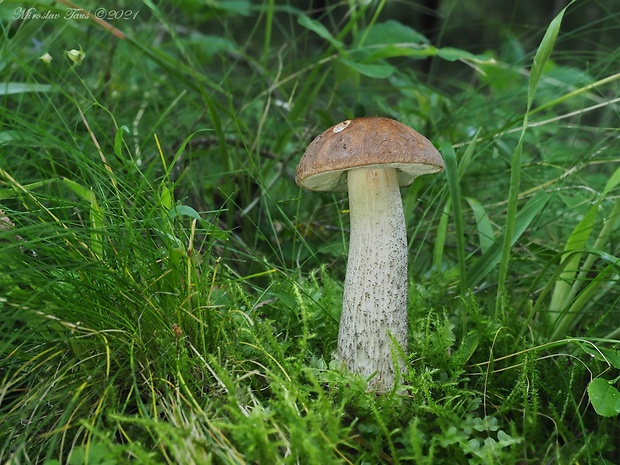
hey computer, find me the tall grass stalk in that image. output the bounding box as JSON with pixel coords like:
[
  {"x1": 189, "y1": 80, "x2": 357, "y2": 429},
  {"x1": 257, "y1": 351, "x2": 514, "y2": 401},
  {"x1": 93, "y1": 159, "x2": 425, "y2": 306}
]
[{"x1": 496, "y1": 2, "x2": 574, "y2": 319}]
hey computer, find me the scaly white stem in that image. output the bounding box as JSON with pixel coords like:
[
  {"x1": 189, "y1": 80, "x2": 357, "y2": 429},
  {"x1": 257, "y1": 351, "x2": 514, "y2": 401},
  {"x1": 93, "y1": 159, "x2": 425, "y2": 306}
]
[{"x1": 338, "y1": 167, "x2": 408, "y2": 392}]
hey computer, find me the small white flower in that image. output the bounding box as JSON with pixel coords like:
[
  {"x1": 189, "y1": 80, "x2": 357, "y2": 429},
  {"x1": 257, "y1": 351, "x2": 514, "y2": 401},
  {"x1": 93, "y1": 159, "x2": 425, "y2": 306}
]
[
  {"x1": 66, "y1": 48, "x2": 85, "y2": 65},
  {"x1": 39, "y1": 52, "x2": 53, "y2": 64}
]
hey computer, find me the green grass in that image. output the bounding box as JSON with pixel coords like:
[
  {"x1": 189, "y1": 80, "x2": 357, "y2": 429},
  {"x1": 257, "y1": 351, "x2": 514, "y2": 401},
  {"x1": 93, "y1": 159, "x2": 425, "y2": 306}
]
[{"x1": 1, "y1": 0, "x2": 620, "y2": 463}]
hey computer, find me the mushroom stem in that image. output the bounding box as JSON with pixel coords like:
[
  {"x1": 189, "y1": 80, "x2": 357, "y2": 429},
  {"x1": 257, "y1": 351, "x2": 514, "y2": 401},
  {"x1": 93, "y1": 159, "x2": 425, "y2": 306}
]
[{"x1": 339, "y1": 167, "x2": 408, "y2": 392}]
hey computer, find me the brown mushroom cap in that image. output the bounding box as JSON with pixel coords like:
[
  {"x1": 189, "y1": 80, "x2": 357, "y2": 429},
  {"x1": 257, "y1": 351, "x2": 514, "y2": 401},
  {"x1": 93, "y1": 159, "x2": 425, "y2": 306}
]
[{"x1": 296, "y1": 117, "x2": 445, "y2": 192}]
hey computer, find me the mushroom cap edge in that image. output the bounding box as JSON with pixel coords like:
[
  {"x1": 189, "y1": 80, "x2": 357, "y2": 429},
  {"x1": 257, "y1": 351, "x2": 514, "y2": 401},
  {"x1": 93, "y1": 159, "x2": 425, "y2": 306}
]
[{"x1": 295, "y1": 117, "x2": 445, "y2": 192}]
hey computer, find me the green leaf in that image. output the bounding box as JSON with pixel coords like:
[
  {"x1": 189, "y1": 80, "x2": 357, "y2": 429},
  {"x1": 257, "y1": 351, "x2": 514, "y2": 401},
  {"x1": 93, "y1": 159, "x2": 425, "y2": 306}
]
[
  {"x1": 527, "y1": 1, "x2": 575, "y2": 108},
  {"x1": 549, "y1": 251, "x2": 620, "y2": 340},
  {"x1": 588, "y1": 378, "x2": 620, "y2": 417},
  {"x1": 0, "y1": 131, "x2": 22, "y2": 146},
  {"x1": 114, "y1": 125, "x2": 130, "y2": 160},
  {"x1": 580, "y1": 345, "x2": 620, "y2": 370},
  {"x1": 355, "y1": 44, "x2": 490, "y2": 65},
  {"x1": 470, "y1": 192, "x2": 549, "y2": 288},
  {"x1": 436, "y1": 47, "x2": 479, "y2": 62},
  {"x1": 67, "y1": 443, "x2": 118, "y2": 465},
  {"x1": 0, "y1": 83, "x2": 53, "y2": 96},
  {"x1": 465, "y1": 197, "x2": 494, "y2": 253},
  {"x1": 454, "y1": 331, "x2": 480, "y2": 364},
  {"x1": 441, "y1": 141, "x2": 466, "y2": 291},
  {"x1": 159, "y1": 184, "x2": 174, "y2": 213},
  {"x1": 433, "y1": 199, "x2": 451, "y2": 271},
  {"x1": 89, "y1": 190, "x2": 105, "y2": 260},
  {"x1": 298, "y1": 15, "x2": 343, "y2": 50},
  {"x1": 61, "y1": 177, "x2": 93, "y2": 202},
  {"x1": 60, "y1": 178, "x2": 105, "y2": 259},
  {"x1": 167, "y1": 205, "x2": 202, "y2": 221},
  {"x1": 496, "y1": 2, "x2": 576, "y2": 315},
  {"x1": 363, "y1": 20, "x2": 429, "y2": 47},
  {"x1": 339, "y1": 57, "x2": 395, "y2": 79},
  {"x1": 0, "y1": 180, "x2": 48, "y2": 200},
  {"x1": 357, "y1": 45, "x2": 437, "y2": 62},
  {"x1": 212, "y1": 0, "x2": 251, "y2": 16},
  {"x1": 548, "y1": 203, "x2": 597, "y2": 311},
  {"x1": 600, "y1": 348, "x2": 620, "y2": 371},
  {"x1": 601, "y1": 164, "x2": 620, "y2": 198},
  {"x1": 457, "y1": 132, "x2": 480, "y2": 179},
  {"x1": 548, "y1": 164, "x2": 620, "y2": 314},
  {"x1": 168, "y1": 205, "x2": 228, "y2": 240}
]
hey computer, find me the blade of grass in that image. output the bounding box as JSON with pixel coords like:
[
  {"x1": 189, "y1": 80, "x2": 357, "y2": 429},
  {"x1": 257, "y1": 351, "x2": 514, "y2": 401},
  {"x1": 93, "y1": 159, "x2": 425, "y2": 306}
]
[
  {"x1": 550, "y1": 253, "x2": 620, "y2": 341},
  {"x1": 433, "y1": 199, "x2": 451, "y2": 272},
  {"x1": 495, "y1": 1, "x2": 575, "y2": 318},
  {"x1": 441, "y1": 141, "x2": 466, "y2": 293},
  {"x1": 548, "y1": 165, "x2": 620, "y2": 335},
  {"x1": 464, "y1": 197, "x2": 494, "y2": 254},
  {"x1": 470, "y1": 191, "x2": 549, "y2": 290},
  {"x1": 263, "y1": 0, "x2": 275, "y2": 64},
  {"x1": 61, "y1": 178, "x2": 106, "y2": 261}
]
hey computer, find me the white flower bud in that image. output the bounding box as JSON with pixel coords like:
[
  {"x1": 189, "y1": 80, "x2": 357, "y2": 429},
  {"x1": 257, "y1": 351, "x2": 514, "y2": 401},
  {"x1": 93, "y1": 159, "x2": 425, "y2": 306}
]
[
  {"x1": 39, "y1": 53, "x2": 53, "y2": 64},
  {"x1": 66, "y1": 48, "x2": 85, "y2": 65}
]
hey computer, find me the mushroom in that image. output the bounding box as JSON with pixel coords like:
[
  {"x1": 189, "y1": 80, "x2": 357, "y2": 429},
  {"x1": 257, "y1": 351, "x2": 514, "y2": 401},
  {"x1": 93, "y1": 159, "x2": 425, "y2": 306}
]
[{"x1": 296, "y1": 117, "x2": 444, "y2": 392}]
